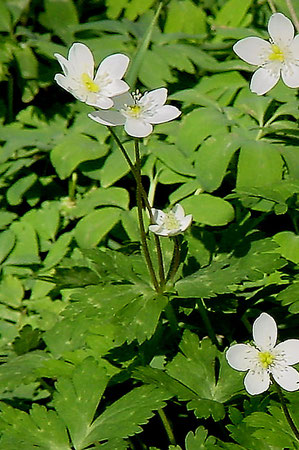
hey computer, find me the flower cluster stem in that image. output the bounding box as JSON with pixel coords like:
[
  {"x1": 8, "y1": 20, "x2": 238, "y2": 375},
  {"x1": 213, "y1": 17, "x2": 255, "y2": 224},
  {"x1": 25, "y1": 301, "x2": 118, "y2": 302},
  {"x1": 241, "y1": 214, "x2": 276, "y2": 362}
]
[
  {"x1": 197, "y1": 298, "x2": 219, "y2": 349},
  {"x1": 270, "y1": 374, "x2": 299, "y2": 441},
  {"x1": 166, "y1": 236, "x2": 181, "y2": 283},
  {"x1": 157, "y1": 408, "x2": 176, "y2": 446},
  {"x1": 285, "y1": 0, "x2": 299, "y2": 33},
  {"x1": 134, "y1": 140, "x2": 160, "y2": 292}
]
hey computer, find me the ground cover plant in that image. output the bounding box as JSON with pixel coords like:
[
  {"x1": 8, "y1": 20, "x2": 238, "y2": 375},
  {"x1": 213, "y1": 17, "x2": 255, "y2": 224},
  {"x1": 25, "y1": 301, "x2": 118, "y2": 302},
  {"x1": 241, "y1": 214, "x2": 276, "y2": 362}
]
[{"x1": 0, "y1": 0, "x2": 299, "y2": 448}]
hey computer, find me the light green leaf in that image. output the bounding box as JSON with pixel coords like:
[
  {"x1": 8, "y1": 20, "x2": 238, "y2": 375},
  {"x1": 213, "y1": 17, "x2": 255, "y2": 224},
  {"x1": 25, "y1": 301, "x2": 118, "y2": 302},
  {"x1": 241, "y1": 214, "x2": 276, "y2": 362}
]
[
  {"x1": 23, "y1": 202, "x2": 60, "y2": 241},
  {"x1": 0, "y1": 275, "x2": 24, "y2": 308},
  {"x1": 5, "y1": 221, "x2": 40, "y2": 265},
  {"x1": 0, "y1": 2, "x2": 12, "y2": 31},
  {"x1": 273, "y1": 231, "x2": 299, "y2": 264},
  {"x1": 164, "y1": 0, "x2": 206, "y2": 34},
  {"x1": 0, "y1": 229, "x2": 15, "y2": 264},
  {"x1": 180, "y1": 193, "x2": 234, "y2": 226},
  {"x1": 51, "y1": 134, "x2": 108, "y2": 180},
  {"x1": 237, "y1": 141, "x2": 283, "y2": 188},
  {"x1": 43, "y1": 232, "x2": 73, "y2": 269},
  {"x1": 6, "y1": 173, "x2": 37, "y2": 205},
  {"x1": 74, "y1": 207, "x2": 121, "y2": 248},
  {"x1": 214, "y1": 0, "x2": 253, "y2": 27},
  {"x1": 42, "y1": 0, "x2": 78, "y2": 44}
]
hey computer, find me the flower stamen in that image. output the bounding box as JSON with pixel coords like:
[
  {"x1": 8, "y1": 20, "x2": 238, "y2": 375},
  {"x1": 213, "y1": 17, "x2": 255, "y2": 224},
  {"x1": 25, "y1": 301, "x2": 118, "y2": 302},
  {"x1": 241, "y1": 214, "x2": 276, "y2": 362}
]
[
  {"x1": 268, "y1": 44, "x2": 285, "y2": 62},
  {"x1": 81, "y1": 73, "x2": 100, "y2": 93},
  {"x1": 258, "y1": 351, "x2": 275, "y2": 369}
]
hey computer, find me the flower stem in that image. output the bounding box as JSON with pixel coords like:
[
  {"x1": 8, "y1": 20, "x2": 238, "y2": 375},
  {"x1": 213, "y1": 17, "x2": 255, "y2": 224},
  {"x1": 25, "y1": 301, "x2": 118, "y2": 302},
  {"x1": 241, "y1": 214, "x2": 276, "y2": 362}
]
[
  {"x1": 285, "y1": 0, "x2": 299, "y2": 33},
  {"x1": 267, "y1": 0, "x2": 276, "y2": 13},
  {"x1": 197, "y1": 298, "x2": 219, "y2": 349},
  {"x1": 157, "y1": 408, "x2": 176, "y2": 446},
  {"x1": 68, "y1": 172, "x2": 77, "y2": 202},
  {"x1": 270, "y1": 374, "x2": 299, "y2": 441},
  {"x1": 108, "y1": 128, "x2": 165, "y2": 288},
  {"x1": 166, "y1": 236, "x2": 181, "y2": 283},
  {"x1": 134, "y1": 139, "x2": 160, "y2": 292}
]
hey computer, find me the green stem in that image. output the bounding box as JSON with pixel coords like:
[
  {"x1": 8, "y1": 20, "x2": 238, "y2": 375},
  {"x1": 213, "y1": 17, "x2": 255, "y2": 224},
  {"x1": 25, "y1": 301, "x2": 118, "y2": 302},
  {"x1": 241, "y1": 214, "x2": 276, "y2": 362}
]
[
  {"x1": 267, "y1": 0, "x2": 276, "y2": 13},
  {"x1": 108, "y1": 128, "x2": 165, "y2": 289},
  {"x1": 7, "y1": 75, "x2": 13, "y2": 123},
  {"x1": 157, "y1": 408, "x2": 176, "y2": 446},
  {"x1": 270, "y1": 374, "x2": 299, "y2": 440},
  {"x1": 68, "y1": 172, "x2": 77, "y2": 202},
  {"x1": 197, "y1": 298, "x2": 219, "y2": 348},
  {"x1": 108, "y1": 127, "x2": 153, "y2": 218},
  {"x1": 285, "y1": 0, "x2": 299, "y2": 33},
  {"x1": 166, "y1": 236, "x2": 181, "y2": 283},
  {"x1": 135, "y1": 140, "x2": 160, "y2": 292}
]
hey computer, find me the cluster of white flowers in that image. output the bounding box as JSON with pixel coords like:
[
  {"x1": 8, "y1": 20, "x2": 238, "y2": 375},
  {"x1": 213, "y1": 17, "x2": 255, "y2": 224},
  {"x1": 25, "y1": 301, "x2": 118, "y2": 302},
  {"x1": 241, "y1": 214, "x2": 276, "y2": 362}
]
[
  {"x1": 233, "y1": 13, "x2": 299, "y2": 95},
  {"x1": 226, "y1": 312, "x2": 299, "y2": 395},
  {"x1": 54, "y1": 42, "x2": 181, "y2": 137}
]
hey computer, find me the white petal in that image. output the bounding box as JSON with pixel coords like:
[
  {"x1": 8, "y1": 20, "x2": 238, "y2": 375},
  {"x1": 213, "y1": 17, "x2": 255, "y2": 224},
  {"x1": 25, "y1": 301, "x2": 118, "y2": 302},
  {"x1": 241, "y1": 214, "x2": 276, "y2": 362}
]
[
  {"x1": 142, "y1": 88, "x2": 168, "y2": 108},
  {"x1": 150, "y1": 105, "x2": 181, "y2": 124},
  {"x1": 151, "y1": 208, "x2": 165, "y2": 226},
  {"x1": 289, "y1": 34, "x2": 299, "y2": 55},
  {"x1": 125, "y1": 118, "x2": 153, "y2": 138},
  {"x1": 113, "y1": 92, "x2": 134, "y2": 109},
  {"x1": 68, "y1": 42, "x2": 94, "y2": 78},
  {"x1": 180, "y1": 214, "x2": 192, "y2": 232},
  {"x1": 281, "y1": 62, "x2": 299, "y2": 88},
  {"x1": 173, "y1": 204, "x2": 185, "y2": 221},
  {"x1": 268, "y1": 13, "x2": 294, "y2": 47},
  {"x1": 88, "y1": 110, "x2": 125, "y2": 126},
  {"x1": 271, "y1": 365, "x2": 299, "y2": 391},
  {"x1": 54, "y1": 53, "x2": 71, "y2": 76},
  {"x1": 102, "y1": 79, "x2": 130, "y2": 97},
  {"x1": 275, "y1": 339, "x2": 299, "y2": 365},
  {"x1": 149, "y1": 225, "x2": 171, "y2": 237},
  {"x1": 250, "y1": 67, "x2": 280, "y2": 95},
  {"x1": 86, "y1": 95, "x2": 114, "y2": 109},
  {"x1": 233, "y1": 37, "x2": 271, "y2": 65},
  {"x1": 96, "y1": 53, "x2": 130, "y2": 79},
  {"x1": 226, "y1": 344, "x2": 258, "y2": 371},
  {"x1": 244, "y1": 369, "x2": 270, "y2": 395},
  {"x1": 253, "y1": 312, "x2": 277, "y2": 351}
]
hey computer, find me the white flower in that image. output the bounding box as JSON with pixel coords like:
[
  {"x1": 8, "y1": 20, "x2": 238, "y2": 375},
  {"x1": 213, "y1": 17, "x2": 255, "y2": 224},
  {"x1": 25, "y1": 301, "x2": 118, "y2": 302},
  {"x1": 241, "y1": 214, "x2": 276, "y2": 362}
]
[
  {"x1": 88, "y1": 88, "x2": 181, "y2": 137},
  {"x1": 148, "y1": 204, "x2": 192, "y2": 237},
  {"x1": 226, "y1": 312, "x2": 299, "y2": 395},
  {"x1": 233, "y1": 13, "x2": 299, "y2": 95},
  {"x1": 54, "y1": 43, "x2": 130, "y2": 109}
]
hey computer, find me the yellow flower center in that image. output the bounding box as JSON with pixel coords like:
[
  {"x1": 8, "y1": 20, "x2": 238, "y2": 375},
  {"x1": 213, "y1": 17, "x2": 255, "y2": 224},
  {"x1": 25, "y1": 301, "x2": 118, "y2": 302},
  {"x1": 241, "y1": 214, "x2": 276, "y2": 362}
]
[
  {"x1": 258, "y1": 351, "x2": 274, "y2": 369},
  {"x1": 164, "y1": 212, "x2": 180, "y2": 230},
  {"x1": 268, "y1": 44, "x2": 284, "y2": 62},
  {"x1": 81, "y1": 73, "x2": 99, "y2": 93},
  {"x1": 127, "y1": 104, "x2": 142, "y2": 117}
]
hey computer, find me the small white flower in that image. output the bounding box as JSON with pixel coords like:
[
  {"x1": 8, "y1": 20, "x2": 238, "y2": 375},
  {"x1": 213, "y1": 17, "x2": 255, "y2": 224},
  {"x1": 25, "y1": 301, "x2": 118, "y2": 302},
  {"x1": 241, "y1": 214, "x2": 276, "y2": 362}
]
[
  {"x1": 54, "y1": 42, "x2": 130, "y2": 109},
  {"x1": 226, "y1": 312, "x2": 299, "y2": 395},
  {"x1": 88, "y1": 88, "x2": 181, "y2": 137},
  {"x1": 148, "y1": 204, "x2": 192, "y2": 237},
  {"x1": 233, "y1": 13, "x2": 299, "y2": 95}
]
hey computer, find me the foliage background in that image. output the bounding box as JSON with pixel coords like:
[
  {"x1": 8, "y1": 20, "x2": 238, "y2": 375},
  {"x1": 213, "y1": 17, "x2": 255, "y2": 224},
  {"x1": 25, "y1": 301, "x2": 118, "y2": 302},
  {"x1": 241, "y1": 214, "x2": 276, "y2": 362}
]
[{"x1": 0, "y1": 0, "x2": 299, "y2": 448}]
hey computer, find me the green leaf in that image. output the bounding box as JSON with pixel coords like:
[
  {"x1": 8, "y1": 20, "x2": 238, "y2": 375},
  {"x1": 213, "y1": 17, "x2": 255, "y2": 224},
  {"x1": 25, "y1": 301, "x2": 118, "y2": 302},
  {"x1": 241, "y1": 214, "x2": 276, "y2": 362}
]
[
  {"x1": 180, "y1": 194, "x2": 234, "y2": 226},
  {"x1": 185, "y1": 426, "x2": 217, "y2": 449},
  {"x1": 237, "y1": 141, "x2": 283, "y2": 188},
  {"x1": 23, "y1": 202, "x2": 60, "y2": 241},
  {"x1": 53, "y1": 357, "x2": 108, "y2": 450},
  {"x1": 43, "y1": 232, "x2": 73, "y2": 269},
  {"x1": 214, "y1": 0, "x2": 253, "y2": 27},
  {"x1": 6, "y1": 173, "x2": 37, "y2": 205},
  {"x1": 277, "y1": 281, "x2": 299, "y2": 313},
  {"x1": 178, "y1": 107, "x2": 228, "y2": 155},
  {"x1": 74, "y1": 207, "x2": 121, "y2": 248},
  {"x1": 0, "y1": 275, "x2": 24, "y2": 308},
  {"x1": 151, "y1": 142, "x2": 195, "y2": 177},
  {"x1": 51, "y1": 134, "x2": 108, "y2": 180},
  {"x1": 194, "y1": 133, "x2": 239, "y2": 192},
  {"x1": 164, "y1": 0, "x2": 206, "y2": 34},
  {"x1": 273, "y1": 231, "x2": 299, "y2": 264},
  {"x1": 0, "y1": 403, "x2": 70, "y2": 450},
  {"x1": 72, "y1": 187, "x2": 129, "y2": 218},
  {"x1": 0, "y1": 2, "x2": 12, "y2": 31},
  {"x1": 5, "y1": 221, "x2": 40, "y2": 265},
  {"x1": 82, "y1": 385, "x2": 170, "y2": 447},
  {"x1": 14, "y1": 46, "x2": 38, "y2": 79},
  {"x1": 0, "y1": 229, "x2": 15, "y2": 264},
  {"x1": 42, "y1": 0, "x2": 78, "y2": 44}
]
